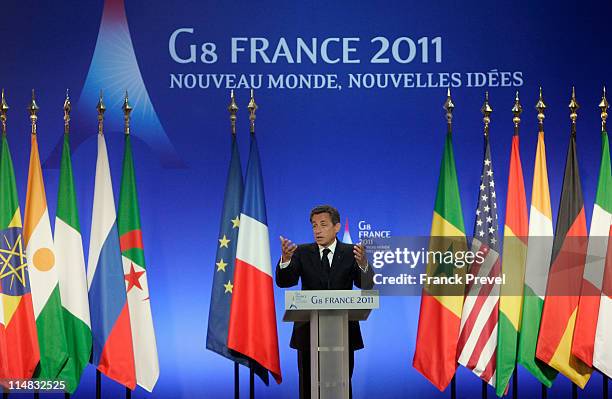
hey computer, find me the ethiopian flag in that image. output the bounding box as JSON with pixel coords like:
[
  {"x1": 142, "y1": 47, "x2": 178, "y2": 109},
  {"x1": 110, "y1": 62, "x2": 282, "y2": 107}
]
[
  {"x1": 517, "y1": 129, "x2": 557, "y2": 387},
  {"x1": 496, "y1": 132, "x2": 528, "y2": 396},
  {"x1": 24, "y1": 132, "x2": 69, "y2": 379},
  {"x1": 572, "y1": 129, "x2": 612, "y2": 366},
  {"x1": 118, "y1": 133, "x2": 159, "y2": 391},
  {"x1": 0, "y1": 133, "x2": 39, "y2": 379},
  {"x1": 536, "y1": 127, "x2": 592, "y2": 388},
  {"x1": 55, "y1": 132, "x2": 92, "y2": 393},
  {"x1": 413, "y1": 129, "x2": 467, "y2": 391}
]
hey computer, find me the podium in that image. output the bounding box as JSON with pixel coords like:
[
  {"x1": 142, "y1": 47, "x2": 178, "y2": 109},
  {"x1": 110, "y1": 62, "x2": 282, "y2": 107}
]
[{"x1": 283, "y1": 290, "x2": 379, "y2": 399}]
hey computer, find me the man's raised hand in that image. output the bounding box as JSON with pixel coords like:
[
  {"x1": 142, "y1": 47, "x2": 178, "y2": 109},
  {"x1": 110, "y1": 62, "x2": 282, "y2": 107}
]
[{"x1": 280, "y1": 236, "x2": 297, "y2": 263}]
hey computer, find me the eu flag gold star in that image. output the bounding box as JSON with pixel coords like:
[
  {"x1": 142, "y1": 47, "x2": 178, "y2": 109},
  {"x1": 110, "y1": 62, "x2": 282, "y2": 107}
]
[
  {"x1": 218, "y1": 235, "x2": 230, "y2": 248},
  {"x1": 231, "y1": 216, "x2": 240, "y2": 229},
  {"x1": 216, "y1": 259, "x2": 228, "y2": 272},
  {"x1": 224, "y1": 280, "x2": 234, "y2": 294}
]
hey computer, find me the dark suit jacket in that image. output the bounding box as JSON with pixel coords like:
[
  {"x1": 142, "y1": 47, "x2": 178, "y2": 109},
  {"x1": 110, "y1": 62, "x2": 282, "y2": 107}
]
[{"x1": 275, "y1": 241, "x2": 375, "y2": 351}]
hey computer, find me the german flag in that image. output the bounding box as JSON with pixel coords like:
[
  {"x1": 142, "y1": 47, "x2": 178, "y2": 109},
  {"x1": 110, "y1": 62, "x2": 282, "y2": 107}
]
[{"x1": 536, "y1": 89, "x2": 592, "y2": 387}]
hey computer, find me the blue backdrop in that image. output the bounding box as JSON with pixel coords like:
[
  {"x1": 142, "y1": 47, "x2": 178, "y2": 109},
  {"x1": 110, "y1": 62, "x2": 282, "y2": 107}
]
[{"x1": 1, "y1": 0, "x2": 611, "y2": 397}]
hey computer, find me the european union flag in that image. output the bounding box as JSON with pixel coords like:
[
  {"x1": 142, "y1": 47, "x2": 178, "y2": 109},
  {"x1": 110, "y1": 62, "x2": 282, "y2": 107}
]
[{"x1": 206, "y1": 133, "x2": 247, "y2": 364}]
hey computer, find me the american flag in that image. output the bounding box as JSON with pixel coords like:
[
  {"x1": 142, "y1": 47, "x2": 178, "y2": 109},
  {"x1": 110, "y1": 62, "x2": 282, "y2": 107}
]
[{"x1": 456, "y1": 134, "x2": 502, "y2": 387}]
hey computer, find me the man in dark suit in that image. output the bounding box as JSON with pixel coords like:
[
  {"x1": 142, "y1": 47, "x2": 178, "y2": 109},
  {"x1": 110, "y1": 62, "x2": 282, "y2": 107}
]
[{"x1": 276, "y1": 205, "x2": 374, "y2": 399}]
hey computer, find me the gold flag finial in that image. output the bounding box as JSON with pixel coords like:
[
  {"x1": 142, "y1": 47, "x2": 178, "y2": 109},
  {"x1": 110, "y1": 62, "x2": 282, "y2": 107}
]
[
  {"x1": 64, "y1": 89, "x2": 71, "y2": 135},
  {"x1": 512, "y1": 90, "x2": 522, "y2": 135},
  {"x1": 599, "y1": 86, "x2": 609, "y2": 132},
  {"x1": 228, "y1": 90, "x2": 238, "y2": 136},
  {"x1": 569, "y1": 86, "x2": 579, "y2": 135},
  {"x1": 97, "y1": 90, "x2": 105, "y2": 135},
  {"x1": 481, "y1": 91, "x2": 493, "y2": 137},
  {"x1": 536, "y1": 86, "x2": 546, "y2": 131},
  {"x1": 248, "y1": 89, "x2": 258, "y2": 134},
  {"x1": 443, "y1": 87, "x2": 455, "y2": 133},
  {"x1": 123, "y1": 91, "x2": 133, "y2": 135},
  {"x1": 0, "y1": 89, "x2": 8, "y2": 136},
  {"x1": 29, "y1": 89, "x2": 39, "y2": 135}
]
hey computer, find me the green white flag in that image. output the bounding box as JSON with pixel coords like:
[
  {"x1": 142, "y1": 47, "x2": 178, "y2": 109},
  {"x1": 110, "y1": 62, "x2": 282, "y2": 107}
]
[{"x1": 55, "y1": 131, "x2": 92, "y2": 393}]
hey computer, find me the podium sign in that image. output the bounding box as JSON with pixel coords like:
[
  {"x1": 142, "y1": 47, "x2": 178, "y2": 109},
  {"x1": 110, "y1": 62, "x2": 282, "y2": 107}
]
[{"x1": 283, "y1": 290, "x2": 379, "y2": 399}]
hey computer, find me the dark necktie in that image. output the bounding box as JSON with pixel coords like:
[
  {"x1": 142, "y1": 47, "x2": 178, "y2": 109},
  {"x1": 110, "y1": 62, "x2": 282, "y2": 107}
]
[{"x1": 322, "y1": 248, "x2": 331, "y2": 268}]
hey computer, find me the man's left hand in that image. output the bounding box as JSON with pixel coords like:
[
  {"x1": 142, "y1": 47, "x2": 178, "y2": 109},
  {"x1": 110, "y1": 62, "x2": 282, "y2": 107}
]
[{"x1": 353, "y1": 243, "x2": 368, "y2": 269}]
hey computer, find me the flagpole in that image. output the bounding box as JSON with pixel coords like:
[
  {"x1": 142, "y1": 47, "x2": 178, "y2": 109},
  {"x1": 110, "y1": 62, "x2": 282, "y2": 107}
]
[
  {"x1": 444, "y1": 88, "x2": 456, "y2": 399},
  {"x1": 511, "y1": 92, "x2": 521, "y2": 399},
  {"x1": 228, "y1": 89, "x2": 241, "y2": 399},
  {"x1": 482, "y1": 93, "x2": 490, "y2": 399},
  {"x1": 250, "y1": 368, "x2": 255, "y2": 399},
  {"x1": 569, "y1": 87, "x2": 579, "y2": 399},
  {"x1": 28, "y1": 90, "x2": 39, "y2": 399},
  {"x1": 234, "y1": 362, "x2": 240, "y2": 399},
  {"x1": 536, "y1": 88, "x2": 548, "y2": 399},
  {"x1": 122, "y1": 91, "x2": 134, "y2": 399},
  {"x1": 248, "y1": 89, "x2": 257, "y2": 399},
  {"x1": 96, "y1": 370, "x2": 101, "y2": 399},
  {"x1": 600, "y1": 88, "x2": 609, "y2": 399}
]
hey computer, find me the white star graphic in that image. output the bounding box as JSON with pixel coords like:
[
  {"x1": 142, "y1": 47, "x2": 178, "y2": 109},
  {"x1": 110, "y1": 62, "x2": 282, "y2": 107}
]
[
  {"x1": 479, "y1": 230, "x2": 485, "y2": 237},
  {"x1": 486, "y1": 216, "x2": 493, "y2": 223},
  {"x1": 487, "y1": 170, "x2": 493, "y2": 177},
  {"x1": 484, "y1": 205, "x2": 490, "y2": 212},
  {"x1": 489, "y1": 227, "x2": 495, "y2": 234},
  {"x1": 480, "y1": 184, "x2": 486, "y2": 191},
  {"x1": 482, "y1": 194, "x2": 488, "y2": 201},
  {"x1": 484, "y1": 159, "x2": 491, "y2": 166},
  {"x1": 492, "y1": 191, "x2": 496, "y2": 198},
  {"x1": 477, "y1": 219, "x2": 483, "y2": 226}
]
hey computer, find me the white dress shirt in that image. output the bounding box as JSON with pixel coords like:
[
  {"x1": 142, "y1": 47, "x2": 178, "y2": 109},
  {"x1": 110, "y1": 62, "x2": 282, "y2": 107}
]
[{"x1": 280, "y1": 238, "x2": 368, "y2": 272}]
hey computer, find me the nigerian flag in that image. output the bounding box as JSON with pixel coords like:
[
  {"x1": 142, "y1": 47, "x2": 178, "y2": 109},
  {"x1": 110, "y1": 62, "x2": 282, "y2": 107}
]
[
  {"x1": 54, "y1": 126, "x2": 92, "y2": 393},
  {"x1": 118, "y1": 132, "x2": 159, "y2": 391}
]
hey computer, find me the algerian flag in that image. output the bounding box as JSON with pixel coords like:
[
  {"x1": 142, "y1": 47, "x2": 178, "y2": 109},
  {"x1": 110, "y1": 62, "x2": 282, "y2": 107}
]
[
  {"x1": 118, "y1": 133, "x2": 159, "y2": 391},
  {"x1": 517, "y1": 130, "x2": 557, "y2": 386},
  {"x1": 24, "y1": 132, "x2": 68, "y2": 379},
  {"x1": 55, "y1": 131, "x2": 92, "y2": 393}
]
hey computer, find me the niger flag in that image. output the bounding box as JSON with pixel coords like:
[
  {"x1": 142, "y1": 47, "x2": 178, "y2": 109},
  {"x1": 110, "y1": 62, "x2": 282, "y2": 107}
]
[
  {"x1": 413, "y1": 128, "x2": 467, "y2": 391},
  {"x1": 536, "y1": 124, "x2": 592, "y2": 388}
]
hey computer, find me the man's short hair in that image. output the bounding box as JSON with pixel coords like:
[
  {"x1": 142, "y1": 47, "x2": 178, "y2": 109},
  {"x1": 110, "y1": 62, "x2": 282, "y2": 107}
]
[{"x1": 310, "y1": 205, "x2": 340, "y2": 225}]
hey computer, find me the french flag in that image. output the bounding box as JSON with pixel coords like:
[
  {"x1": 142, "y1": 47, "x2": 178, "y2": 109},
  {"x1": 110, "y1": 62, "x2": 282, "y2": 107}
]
[
  {"x1": 87, "y1": 134, "x2": 136, "y2": 389},
  {"x1": 227, "y1": 133, "x2": 282, "y2": 384}
]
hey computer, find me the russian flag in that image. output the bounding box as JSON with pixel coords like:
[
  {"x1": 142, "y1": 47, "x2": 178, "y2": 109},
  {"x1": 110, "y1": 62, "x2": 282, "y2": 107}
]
[
  {"x1": 227, "y1": 133, "x2": 282, "y2": 384},
  {"x1": 87, "y1": 133, "x2": 136, "y2": 389}
]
